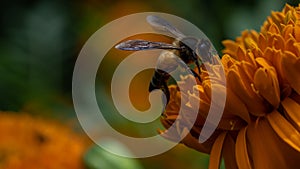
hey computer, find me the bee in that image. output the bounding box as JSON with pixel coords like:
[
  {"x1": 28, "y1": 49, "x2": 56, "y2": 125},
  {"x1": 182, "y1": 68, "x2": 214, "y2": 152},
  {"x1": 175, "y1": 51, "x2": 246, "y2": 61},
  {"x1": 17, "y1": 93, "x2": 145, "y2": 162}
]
[{"x1": 115, "y1": 15, "x2": 217, "y2": 103}]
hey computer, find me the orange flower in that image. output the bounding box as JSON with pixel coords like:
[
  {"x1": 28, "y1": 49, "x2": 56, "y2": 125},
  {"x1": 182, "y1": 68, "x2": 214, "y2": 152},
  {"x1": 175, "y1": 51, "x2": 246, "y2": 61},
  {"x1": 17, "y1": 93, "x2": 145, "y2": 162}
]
[
  {"x1": 159, "y1": 4, "x2": 300, "y2": 169},
  {"x1": 0, "y1": 112, "x2": 91, "y2": 169}
]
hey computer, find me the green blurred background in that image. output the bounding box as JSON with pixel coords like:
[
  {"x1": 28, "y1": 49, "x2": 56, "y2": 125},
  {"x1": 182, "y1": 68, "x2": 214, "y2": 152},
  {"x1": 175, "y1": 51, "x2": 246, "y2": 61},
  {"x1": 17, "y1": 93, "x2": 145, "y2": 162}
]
[{"x1": 0, "y1": 0, "x2": 298, "y2": 169}]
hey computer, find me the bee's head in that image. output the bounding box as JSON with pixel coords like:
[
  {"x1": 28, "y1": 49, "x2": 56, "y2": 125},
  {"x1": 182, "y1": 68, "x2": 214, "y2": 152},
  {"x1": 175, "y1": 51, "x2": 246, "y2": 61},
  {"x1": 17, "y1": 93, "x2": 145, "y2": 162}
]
[{"x1": 174, "y1": 37, "x2": 198, "y2": 63}]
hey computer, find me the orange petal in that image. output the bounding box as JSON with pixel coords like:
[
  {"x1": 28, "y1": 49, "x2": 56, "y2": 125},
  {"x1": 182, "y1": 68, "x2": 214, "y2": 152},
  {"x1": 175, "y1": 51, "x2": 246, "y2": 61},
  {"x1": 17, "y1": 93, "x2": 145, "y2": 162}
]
[
  {"x1": 258, "y1": 33, "x2": 267, "y2": 52},
  {"x1": 267, "y1": 110, "x2": 300, "y2": 152},
  {"x1": 256, "y1": 56, "x2": 272, "y2": 68},
  {"x1": 284, "y1": 10, "x2": 296, "y2": 24},
  {"x1": 268, "y1": 23, "x2": 280, "y2": 34},
  {"x1": 245, "y1": 51, "x2": 257, "y2": 68},
  {"x1": 272, "y1": 12, "x2": 285, "y2": 26},
  {"x1": 247, "y1": 117, "x2": 300, "y2": 169},
  {"x1": 180, "y1": 129, "x2": 211, "y2": 154},
  {"x1": 270, "y1": 49, "x2": 285, "y2": 83},
  {"x1": 282, "y1": 24, "x2": 293, "y2": 40},
  {"x1": 160, "y1": 118, "x2": 173, "y2": 129},
  {"x1": 202, "y1": 77, "x2": 250, "y2": 123},
  {"x1": 273, "y1": 34, "x2": 285, "y2": 50},
  {"x1": 282, "y1": 97, "x2": 300, "y2": 132},
  {"x1": 187, "y1": 91, "x2": 210, "y2": 119},
  {"x1": 262, "y1": 47, "x2": 274, "y2": 63},
  {"x1": 281, "y1": 51, "x2": 300, "y2": 95},
  {"x1": 283, "y1": 4, "x2": 293, "y2": 14},
  {"x1": 253, "y1": 67, "x2": 280, "y2": 108},
  {"x1": 240, "y1": 61, "x2": 256, "y2": 82},
  {"x1": 221, "y1": 54, "x2": 237, "y2": 71},
  {"x1": 217, "y1": 116, "x2": 246, "y2": 131},
  {"x1": 225, "y1": 87, "x2": 251, "y2": 123},
  {"x1": 244, "y1": 36, "x2": 257, "y2": 50},
  {"x1": 188, "y1": 84, "x2": 247, "y2": 130},
  {"x1": 208, "y1": 132, "x2": 227, "y2": 169},
  {"x1": 293, "y1": 42, "x2": 300, "y2": 57},
  {"x1": 294, "y1": 24, "x2": 300, "y2": 42},
  {"x1": 251, "y1": 46, "x2": 264, "y2": 59},
  {"x1": 285, "y1": 37, "x2": 297, "y2": 54},
  {"x1": 236, "y1": 46, "x2": 246, "y2": 61},
  {"x1": 222, "y1": 134, "x2": 238, "y2": 169},
  {"x1": 227, "y1": 68, "x2": 268, "y2": 116},
  {"x1": 290, "y1": 92, "x2": 300, "y2": 105},
  {"x1": 235, "y1": 127, "x2": 252, "y2": 169},
  {"x1": 222, "y1": 40, "x2": 239, "y2": 59},
  {"x1": 249, "y1": 30, "x2": 259, "y2": 42},
  {"x1": 193, "y1": 85, "x2": 210, "y2": 103},
  {"x1": 266, "y1": 32, "x2": 275, "y2": 47},
  {"x1": 202, "y1": 83, "x2": 225, "y2": 105}
]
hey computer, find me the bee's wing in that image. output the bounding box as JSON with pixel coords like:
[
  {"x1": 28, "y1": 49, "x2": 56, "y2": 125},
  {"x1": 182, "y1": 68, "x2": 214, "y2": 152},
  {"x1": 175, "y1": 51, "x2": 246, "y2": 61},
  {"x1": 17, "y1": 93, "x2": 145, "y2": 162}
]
[
  {"x1": 146, "y1": 15, "x2": 185, "y2": 39},
  {"x1": 115, "y1": 39, "x2": 180, "y2": 51}
]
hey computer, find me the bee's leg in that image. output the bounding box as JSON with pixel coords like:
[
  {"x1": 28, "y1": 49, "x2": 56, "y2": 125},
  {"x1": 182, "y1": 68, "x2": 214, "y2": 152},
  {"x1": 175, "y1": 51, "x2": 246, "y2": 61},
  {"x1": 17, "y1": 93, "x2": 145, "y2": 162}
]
[
  {"x1": 178, "y1": 58, "x2": 201, "y2": 82},
  {"x1": 188, "y1": 59, "x2": 201, "y2": 82},
  {"x1": 162, "y1": 81, "x2": 170, "y2": 105},
  {"x1": 190, "y1": 68, "x2": 201, "y2": 82},
  {"x1": 191, "y1": 53, "x2": 202, "y2": 82},
  {"x1": 196, "y1": 59, "x2": 202, "y2": 73}
]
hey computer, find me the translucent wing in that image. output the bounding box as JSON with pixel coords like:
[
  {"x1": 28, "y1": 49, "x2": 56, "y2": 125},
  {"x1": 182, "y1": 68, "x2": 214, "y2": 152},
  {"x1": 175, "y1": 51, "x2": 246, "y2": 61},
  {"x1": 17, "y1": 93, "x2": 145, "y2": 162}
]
[
  {"x1": 146, "y1": 15, "x2": 185, "y2": 39},
  {"x1": 115, "y1": 39, "x2": 180, "y2": 51}
]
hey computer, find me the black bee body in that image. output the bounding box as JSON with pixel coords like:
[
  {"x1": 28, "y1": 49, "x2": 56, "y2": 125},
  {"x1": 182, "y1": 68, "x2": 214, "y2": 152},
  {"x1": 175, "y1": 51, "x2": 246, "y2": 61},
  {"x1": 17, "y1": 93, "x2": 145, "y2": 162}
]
[{"x1": 115, "y1": 15, "x2": 215, "y2": 103}]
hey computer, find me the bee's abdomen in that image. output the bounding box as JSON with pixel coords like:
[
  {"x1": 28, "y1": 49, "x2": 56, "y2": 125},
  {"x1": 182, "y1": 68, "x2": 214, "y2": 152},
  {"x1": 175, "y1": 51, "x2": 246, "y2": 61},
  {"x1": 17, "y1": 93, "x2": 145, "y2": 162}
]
[
  {"x1": 148, "y1": 70, "x2": 171, "y2": 103},
  {"x1": 148, "y1": 70, "x2": 169, "y2": 92}
]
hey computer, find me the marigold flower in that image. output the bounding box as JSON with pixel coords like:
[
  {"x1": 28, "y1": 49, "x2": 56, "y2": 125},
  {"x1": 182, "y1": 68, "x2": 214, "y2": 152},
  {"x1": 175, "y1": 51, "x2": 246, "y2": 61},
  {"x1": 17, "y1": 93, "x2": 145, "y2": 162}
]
[
  {"x1": 0, "y1": 112, "x2": 91, "y2": 169},
  {"x1": 159, "y1": 4, "x2": 300, "y2": 169}
]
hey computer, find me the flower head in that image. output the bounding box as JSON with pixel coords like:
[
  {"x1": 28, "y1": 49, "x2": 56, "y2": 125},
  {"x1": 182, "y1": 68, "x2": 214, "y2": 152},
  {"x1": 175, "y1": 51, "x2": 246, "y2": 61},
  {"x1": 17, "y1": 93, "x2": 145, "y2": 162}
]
[
  {"x1": 0, "y1": 112, "x2": 90, "y2": 169},
  {"x1": 159, "y1": 4, "x2": 300, "y2": 169}
]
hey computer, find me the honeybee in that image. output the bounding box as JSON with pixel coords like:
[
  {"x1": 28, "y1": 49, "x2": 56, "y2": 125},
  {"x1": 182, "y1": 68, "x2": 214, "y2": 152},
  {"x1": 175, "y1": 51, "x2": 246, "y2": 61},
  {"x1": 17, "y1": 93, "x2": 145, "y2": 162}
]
[{"x1": 115, "y1": 15, "x2": 217, "y2": 103}]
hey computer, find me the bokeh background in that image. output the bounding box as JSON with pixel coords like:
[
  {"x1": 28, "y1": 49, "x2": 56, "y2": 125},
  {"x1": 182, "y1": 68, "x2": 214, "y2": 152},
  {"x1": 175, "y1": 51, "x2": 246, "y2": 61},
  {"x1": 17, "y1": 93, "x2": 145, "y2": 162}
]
[{"x1": 0, "y1": 0, "x2": 298, "y2": 169}]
